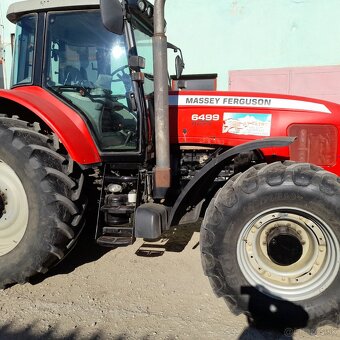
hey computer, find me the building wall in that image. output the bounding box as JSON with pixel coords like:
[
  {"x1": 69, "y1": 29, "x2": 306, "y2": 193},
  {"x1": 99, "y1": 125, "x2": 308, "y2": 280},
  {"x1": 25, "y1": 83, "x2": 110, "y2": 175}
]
[
  {"x1": 165, "y1": 0, "x2": 340, "y2": 90},
  {"x1": 2, "y1": 1, "x2": 340, "y2": 90}
]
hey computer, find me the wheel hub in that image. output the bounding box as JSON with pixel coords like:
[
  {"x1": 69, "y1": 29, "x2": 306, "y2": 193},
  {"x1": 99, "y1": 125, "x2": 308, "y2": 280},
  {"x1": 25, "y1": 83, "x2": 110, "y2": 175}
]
[
  {"x1": 267, "y1": 226, "x2": 303, "y2": 266},
  {"x1": 0, "y1": 160, "x2": 29, "y2": 256},
  {"x1": 237, "y1": 208, "x2": 340, "y2": 301}
]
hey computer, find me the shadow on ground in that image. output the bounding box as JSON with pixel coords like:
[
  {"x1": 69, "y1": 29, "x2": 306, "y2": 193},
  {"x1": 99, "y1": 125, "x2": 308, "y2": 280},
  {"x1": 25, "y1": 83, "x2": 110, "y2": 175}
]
[
  {"x1": 31, "y1": 218, "x2": 201, "y2": 283},
  {"x1": 30, "y1": 212, "x2": 112, "y2": 285},
  {"x1": 0, "y1": 322, "x2": 102, "y2": 340},
  {"x1": 135, "y1": 222, "x2": 201, "y2": 257},
  {"x1": 0, "y1": 322, "x2": 169, "y2": 340},
  {"x1": 238, "y1": 286, "x2": 309, "y2": 339}
]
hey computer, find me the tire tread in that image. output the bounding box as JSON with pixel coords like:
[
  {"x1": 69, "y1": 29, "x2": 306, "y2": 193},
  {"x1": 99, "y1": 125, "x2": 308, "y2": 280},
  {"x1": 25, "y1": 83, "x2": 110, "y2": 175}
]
[
  {"x1": 201, "y1": 161, "x2": 340, "y2": 330},
  {"x1": 0, "y1": 117, "x2": 86, "y2": 288}
]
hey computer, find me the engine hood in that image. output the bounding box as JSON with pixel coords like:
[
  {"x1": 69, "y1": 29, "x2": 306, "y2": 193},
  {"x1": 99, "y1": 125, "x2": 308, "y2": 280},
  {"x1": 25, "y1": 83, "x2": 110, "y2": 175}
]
[{"x1": 169, "y1": 90, "x2": 340, "y2": 173}]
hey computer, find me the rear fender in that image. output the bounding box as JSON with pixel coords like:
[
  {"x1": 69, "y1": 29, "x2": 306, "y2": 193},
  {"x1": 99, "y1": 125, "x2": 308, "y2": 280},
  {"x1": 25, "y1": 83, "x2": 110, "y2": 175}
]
[
  {"x1": 0, "y1": 87, "x2": 101, "y2": 165},
  {"x1": 168, "y1": 137, "x2": 295, "y2": 227}
]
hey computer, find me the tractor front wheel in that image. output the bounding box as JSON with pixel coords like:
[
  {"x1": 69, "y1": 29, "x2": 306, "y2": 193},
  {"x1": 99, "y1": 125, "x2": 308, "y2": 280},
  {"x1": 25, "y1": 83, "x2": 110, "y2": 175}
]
[
  {"x1": 201, "y1": 162, "x2": 340, "y2": 330},
  {"x1": 0, "y1": 117, "x2": 86, "y2": 287}
]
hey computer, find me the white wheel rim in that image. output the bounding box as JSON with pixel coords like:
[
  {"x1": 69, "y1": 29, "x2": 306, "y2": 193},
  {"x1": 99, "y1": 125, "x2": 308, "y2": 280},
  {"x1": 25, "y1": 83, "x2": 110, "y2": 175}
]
[
  {"x1": 0, "y1": 160, "x2": 29, "y2": 255},
  {"x1": 237, "y1": 207, "x2": 340, "y2": 301}
]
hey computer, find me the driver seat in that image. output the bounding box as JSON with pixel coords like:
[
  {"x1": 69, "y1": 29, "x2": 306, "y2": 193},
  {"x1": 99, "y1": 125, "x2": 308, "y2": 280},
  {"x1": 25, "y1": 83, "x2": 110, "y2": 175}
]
[{"x1": 64, "y1": 65, "x2": 81, "y2": 84}]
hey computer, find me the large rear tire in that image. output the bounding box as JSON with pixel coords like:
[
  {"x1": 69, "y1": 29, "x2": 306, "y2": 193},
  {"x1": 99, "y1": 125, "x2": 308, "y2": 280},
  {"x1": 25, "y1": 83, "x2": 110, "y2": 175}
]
[
  {"x1": 0, "y1": 117, "x2": 86, "y2": 287},
  {"x1": 201, "y1": 162, "x2": 340, "y2": 330}
]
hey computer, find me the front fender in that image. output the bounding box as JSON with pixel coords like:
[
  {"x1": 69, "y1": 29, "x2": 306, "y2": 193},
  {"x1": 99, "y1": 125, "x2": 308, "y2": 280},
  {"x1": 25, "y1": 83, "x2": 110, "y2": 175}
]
[
  {"x1": 0, "y1": 86, "x2": 101, "y2": 165},
  {"x1": 168, "y1": 136, "x2": 295, "y2": 227}
]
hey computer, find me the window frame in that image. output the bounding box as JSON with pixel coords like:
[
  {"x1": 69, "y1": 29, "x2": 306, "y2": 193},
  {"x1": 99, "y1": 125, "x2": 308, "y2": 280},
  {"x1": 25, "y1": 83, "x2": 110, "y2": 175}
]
[{"x1": 11, "y1": 13, "x2": 39, "y2": 87}]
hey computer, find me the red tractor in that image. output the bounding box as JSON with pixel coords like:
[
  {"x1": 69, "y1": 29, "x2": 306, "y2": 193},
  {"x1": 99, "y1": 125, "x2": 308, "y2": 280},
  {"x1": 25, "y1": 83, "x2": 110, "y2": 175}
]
[{"x1": 1, "y1": 0, "x2": 340, "y2": 330}]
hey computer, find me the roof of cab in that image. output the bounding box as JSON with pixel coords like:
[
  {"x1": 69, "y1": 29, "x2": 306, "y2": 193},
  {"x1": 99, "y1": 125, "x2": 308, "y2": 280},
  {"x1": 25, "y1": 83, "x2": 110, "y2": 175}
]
[{"x1": 7, "y1": 0, "x2": 101, "y2": 23}]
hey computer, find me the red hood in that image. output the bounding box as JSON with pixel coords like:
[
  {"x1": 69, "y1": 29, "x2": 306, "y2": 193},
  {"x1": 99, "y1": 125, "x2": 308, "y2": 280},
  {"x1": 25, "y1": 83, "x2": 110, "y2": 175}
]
[{"x1": 169, "y1": 90, "x2": 340, "y2": 173}]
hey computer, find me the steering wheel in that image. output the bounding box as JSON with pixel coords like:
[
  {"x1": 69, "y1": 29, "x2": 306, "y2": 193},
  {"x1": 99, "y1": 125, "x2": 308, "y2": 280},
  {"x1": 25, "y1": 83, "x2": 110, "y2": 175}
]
[
  {"x1": 111, "y1": 65, "x2": 130, "y2": 83},
  {"x1": 119, "y1": 129, "x2": 135, "y2": 146}
]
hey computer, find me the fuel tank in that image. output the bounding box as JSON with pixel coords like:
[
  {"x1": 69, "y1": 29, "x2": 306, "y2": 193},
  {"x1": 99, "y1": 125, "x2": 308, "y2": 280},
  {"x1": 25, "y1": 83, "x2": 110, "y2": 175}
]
[{"x1": 169, "y1": 90, "x2": 340, "y2": 175}]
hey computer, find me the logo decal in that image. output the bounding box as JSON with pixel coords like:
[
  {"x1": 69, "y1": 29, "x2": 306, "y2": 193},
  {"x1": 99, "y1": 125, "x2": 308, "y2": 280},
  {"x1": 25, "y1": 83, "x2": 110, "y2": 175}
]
[{"x1": 222, "y1": 113, "x2": 272, "y2": 136}]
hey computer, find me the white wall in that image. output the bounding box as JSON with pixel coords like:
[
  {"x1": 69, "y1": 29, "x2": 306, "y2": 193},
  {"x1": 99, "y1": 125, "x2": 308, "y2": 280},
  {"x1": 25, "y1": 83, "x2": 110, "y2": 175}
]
[{"x1": 165, "y1": 0, "x2": 340, "y2": 90}]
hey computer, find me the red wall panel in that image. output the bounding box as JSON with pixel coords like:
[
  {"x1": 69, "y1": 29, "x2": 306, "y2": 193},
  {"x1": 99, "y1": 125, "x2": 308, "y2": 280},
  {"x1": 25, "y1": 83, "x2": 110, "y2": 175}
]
[{"x1": 229, "y1": 66, "x2": 340, "y2": 104}]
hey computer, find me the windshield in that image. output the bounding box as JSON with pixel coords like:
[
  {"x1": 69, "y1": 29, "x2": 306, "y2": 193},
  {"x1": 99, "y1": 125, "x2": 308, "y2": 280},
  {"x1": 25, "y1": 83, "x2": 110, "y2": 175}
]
[{"x1": 44, "y1": 10, "x2": 138, "y2": 152}]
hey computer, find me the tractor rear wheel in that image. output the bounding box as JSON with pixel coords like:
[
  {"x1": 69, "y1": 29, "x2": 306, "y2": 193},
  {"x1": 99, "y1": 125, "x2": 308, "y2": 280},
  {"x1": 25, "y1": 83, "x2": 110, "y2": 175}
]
[
  {"x1": 201, "y1": 162, "x2": 340, "y2": 330},
  {"x1": 0, "y1": 117, "x2": 86, "y2": 287}
]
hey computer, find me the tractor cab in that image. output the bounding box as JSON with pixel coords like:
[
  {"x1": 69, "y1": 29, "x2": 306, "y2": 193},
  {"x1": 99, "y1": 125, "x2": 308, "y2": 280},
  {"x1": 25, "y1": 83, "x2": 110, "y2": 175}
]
[{"x1": 9, "y1": 0, "x2": 156, "y2": 154}]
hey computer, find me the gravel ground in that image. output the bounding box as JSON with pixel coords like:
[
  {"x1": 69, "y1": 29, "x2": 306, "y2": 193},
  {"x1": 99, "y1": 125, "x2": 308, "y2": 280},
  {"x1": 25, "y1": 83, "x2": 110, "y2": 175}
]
[{"x1": 0, "y1": 222, "x2": 340, "y2": 340}]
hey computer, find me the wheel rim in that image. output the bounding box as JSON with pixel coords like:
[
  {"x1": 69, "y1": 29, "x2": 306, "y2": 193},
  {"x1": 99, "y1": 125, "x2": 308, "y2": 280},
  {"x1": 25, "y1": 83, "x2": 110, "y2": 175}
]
[
  {"x1": 0, "y1": 160, "x2": 29, "y2": 255},
  {"x1": 237, "y1": 207, "x2": 340, "y2": 301}
]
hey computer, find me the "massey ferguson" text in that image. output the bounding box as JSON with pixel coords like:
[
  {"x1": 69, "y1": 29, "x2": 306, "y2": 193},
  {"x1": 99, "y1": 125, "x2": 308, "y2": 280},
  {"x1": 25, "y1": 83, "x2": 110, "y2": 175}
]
[{"x1": 185, "y1": 97, "x2": 272, "y2": 106}]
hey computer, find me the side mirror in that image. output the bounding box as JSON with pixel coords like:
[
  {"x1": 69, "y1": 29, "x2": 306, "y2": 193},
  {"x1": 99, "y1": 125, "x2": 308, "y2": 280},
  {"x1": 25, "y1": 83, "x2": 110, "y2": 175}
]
[
  {"x1": 168, "y1": 42, "x2": 185, "y2": 79},
  {"x1": 100, "y1": 0, "x2": 124, "y2": 35},
  {"x1": 175, "y1": 55, "x2": 185, "y2": 79}
]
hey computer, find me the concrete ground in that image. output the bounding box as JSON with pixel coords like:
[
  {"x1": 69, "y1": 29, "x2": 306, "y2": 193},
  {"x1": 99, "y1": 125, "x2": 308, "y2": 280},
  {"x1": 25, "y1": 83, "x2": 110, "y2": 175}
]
[{"x1": 0, "y1": 222, "x2": 339, "y2": 339}]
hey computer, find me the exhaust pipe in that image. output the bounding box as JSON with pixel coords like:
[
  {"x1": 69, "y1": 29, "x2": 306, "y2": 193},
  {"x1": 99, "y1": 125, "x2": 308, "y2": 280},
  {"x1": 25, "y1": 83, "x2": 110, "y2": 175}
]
[{"x1": 153, "y1": 0, "x2": 170, "y2": 198}]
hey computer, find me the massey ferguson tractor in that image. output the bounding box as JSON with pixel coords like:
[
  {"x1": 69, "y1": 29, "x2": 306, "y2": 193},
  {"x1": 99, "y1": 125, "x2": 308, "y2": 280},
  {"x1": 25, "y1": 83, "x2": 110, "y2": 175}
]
[{"x1": 1, "y1": 0, "x2": 340, "y2": 331}]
